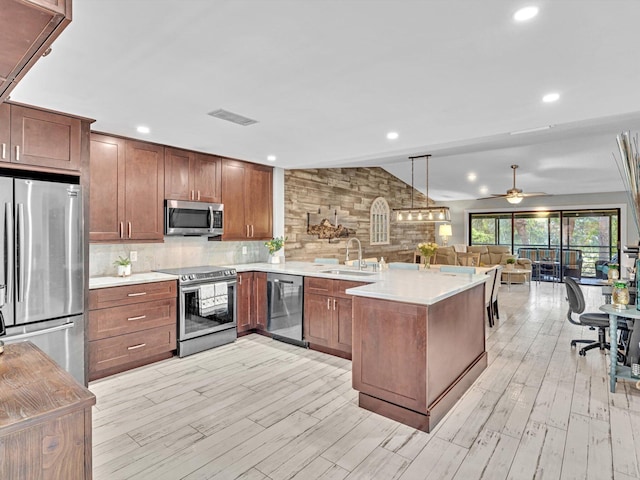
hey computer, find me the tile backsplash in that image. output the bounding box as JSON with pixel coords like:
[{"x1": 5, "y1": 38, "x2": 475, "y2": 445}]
[{"x1": 90, "y1": 237, "x2": 269, "y2": 277}]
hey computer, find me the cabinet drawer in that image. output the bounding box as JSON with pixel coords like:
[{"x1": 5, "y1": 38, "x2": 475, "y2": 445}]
[
  {"x1": 89, "y1": 325, "x2": 176, "y2": 377},
  {"x1": 88, "y1": 298, "x2": 176, "y2": 340},
  {"x1": 304, "y1": 277, "x2": 332, "y2": 295},
  {"x1": 89, "y1": 281, "x2": 177, "y2": 309},
  {"x1": 333, "y1": 280, "x2": 366, "y2": 298}
]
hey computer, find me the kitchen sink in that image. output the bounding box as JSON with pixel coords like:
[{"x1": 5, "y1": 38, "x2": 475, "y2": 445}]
[{"x1": 320, "y1": 269, "x2": 376, "y2": 276}]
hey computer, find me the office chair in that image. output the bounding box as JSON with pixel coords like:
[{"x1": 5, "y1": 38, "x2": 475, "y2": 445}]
[{"x1": 565, "y1": 276, "x2": 628, "y2": 360}]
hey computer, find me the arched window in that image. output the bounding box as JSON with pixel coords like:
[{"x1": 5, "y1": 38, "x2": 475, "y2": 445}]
[{"x1": 370, "y1": 197, "x2": 390, "y2": 245}]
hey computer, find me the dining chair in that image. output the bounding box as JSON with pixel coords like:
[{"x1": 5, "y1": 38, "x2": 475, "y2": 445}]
[
  {"x1": 457, "y1": 252, "x2": 481, "y2": 267},
  {"x1": 491, "y1": 265, "x2": 503, "y2": 323},
  {"x1": 484, "y1": 267, "x2": 498, "y2": 327},
  {"x1": 314, "y1": 258, "x2": 339, "y2": 264},
  {"x1": 440, "y1": 265, "x2": 476, "y2": 274},
  {"x1": 388, "y1": 262, "x2": 419, "y2": 270}
]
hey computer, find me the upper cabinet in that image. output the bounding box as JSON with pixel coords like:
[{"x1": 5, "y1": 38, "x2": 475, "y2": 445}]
[
  {"x1": 0, "y1": 102, "x2": 82, "y2": 171},
  {"x1": 221, "y1": 159, "x2": 273, "y2": 241},
  {"x1": 165, "y1": 148, "x2": 221, "y2": 203},
  {"x1": 90, "y1": 133, "x2": 164, "y2": 242},
  {"x1": 0, "y1": 0, "x2": 72, "y2": 103}
]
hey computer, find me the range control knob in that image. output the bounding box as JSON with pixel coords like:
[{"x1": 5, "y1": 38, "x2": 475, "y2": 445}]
[
  {"x1": 181, "y1": 275, "x2": 188, "y2": 282},
  {"x1": 189, "y1": 274, "x2": 196, "y2": 280}
]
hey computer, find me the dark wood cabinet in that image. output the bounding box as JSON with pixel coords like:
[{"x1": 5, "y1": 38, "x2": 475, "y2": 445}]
[
  {"x1": 237, "y1": 271, "x2": 267, "y2": 335},
  {"x1": 303, "y1": 277, "x2": 364, "y2": 359},
  {"x1": 0, "y1": 0, "x2": 72, "y2": 103},
  {"x1": 221, "y1": 159, "x2": 272, "y2": 240},
  {"x1": 88, "y1": 281, "x2": 177, "y2": 381},
  {"x1": 90, "y1": 134, "x2": 164, "y2": 242},
  {"x1": 0, "y1": 102, "x2": 85, "y2": 172},
  {"x1": 164, "y1": 148, "x2": 221, "y2": 203},
  {"x1": 0, "y1": 342, "x2": 95, "y2": 480}
]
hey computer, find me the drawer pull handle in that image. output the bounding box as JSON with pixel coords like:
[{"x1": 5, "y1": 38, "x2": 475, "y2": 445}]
[
  {"x1": 127, "y1": 315, "x2": 147, "y2": 321},
  {"x1": 127, "y1": 292, "x2": 147, "y2": 297},
  {"x1": 127, "y1": 343, "x2": 146, "y2": 350}
]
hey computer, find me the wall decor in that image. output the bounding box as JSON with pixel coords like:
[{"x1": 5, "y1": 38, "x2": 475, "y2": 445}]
[{"x1": 307, "y1": 207, "x2": 356, "y2": 241}]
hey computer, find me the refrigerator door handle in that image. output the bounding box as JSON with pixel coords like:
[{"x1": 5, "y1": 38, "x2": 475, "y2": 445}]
[
  {"x1": 17, "y1": 203, "x2": 24, "y2": 302},
  {"x1": 5, "y1": 322, "x2": 73, "y2": 341},
  {"x1": 4, "y1": 202, "x2": 13, "y2": 303}
]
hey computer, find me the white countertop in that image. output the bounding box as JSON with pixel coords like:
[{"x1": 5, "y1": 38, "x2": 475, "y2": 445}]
[
  {"x1": 89, "y1": 261, "x2": 489, "y2": 305},
  {"x1": 89, "y1": 272, "x2": 179, "y2": 289},
  {"x1": 230, "y1": 261, "x2": 490, "y2": 306}
]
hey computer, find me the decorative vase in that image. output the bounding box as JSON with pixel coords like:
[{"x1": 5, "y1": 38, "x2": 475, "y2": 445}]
[
  {"x1": 117, "y1": 264, "x2": 131, "y2": 277},
  {"x1": 423, "y1": 255, "x2": 432, "y2": 269},
  {"x1": 506, "y1": 263, "x2": 514, "y2": 270},
  {"x1": 612, "y1": 281, "x2": 630, "y2": 309},
  {"x1": 608, "y1": 267, "x2": 619, "y2": 282}
]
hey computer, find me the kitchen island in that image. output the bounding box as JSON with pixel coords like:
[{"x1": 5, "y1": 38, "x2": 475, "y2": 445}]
[{"x1": 236, "y1": 262, "x2": 489, "y2": 432}]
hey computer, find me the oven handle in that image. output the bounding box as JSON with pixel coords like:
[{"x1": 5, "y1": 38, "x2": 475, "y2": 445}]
[{"x1": 181, "y1": 280, "x2": 237, "y2": 294}]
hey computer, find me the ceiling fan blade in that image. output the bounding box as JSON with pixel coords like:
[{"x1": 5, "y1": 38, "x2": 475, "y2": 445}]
[
  {"x1": 520, "y1": 192, "x2": 547, "y2": 197},
  {"x1": 477, "y1": 194, "x2": 507, "y2": 200}
]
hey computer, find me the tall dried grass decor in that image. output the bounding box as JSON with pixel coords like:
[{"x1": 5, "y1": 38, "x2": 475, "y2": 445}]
[{"x1": 614, "y1": 131, "x2": 640, "y2": 235}]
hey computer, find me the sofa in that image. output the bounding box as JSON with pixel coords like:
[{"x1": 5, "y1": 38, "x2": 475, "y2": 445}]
[{"x1": 432, "y1": 245, "x2": 532, "y2": 283}]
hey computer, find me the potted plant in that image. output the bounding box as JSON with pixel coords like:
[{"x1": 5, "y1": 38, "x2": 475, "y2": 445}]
[
  {"x1": 505, "y1": 257, "x2": 516, "y2": 270},
  {"x1": 264, "y1": 236, "x2": 286, "y2": 264},
  {"x1": 113, "y1": 256, "x2": 131, "y2": 277}
]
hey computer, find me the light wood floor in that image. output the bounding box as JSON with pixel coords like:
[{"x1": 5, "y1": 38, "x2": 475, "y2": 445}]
[{"x1": 90, "y1": 282, "x2": 640, "y2": 480}]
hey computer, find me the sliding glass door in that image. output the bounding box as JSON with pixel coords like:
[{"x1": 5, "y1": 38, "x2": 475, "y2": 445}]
[{"x1": 469, "y1": 208, "x2": 619, "y2": 281}]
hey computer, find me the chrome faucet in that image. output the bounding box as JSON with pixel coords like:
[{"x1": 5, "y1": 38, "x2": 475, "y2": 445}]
[{"x1": 345, "y1": 237, "x2": 364, "y2": 270}]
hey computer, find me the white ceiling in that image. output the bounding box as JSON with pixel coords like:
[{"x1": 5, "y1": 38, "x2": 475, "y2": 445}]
[{"x1": 10, "y1": 0, "x2": 640, "y2": 201}]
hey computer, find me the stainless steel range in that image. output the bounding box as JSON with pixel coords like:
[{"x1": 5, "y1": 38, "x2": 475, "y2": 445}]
[{"x1": 154, "y1": 266, "x2": 237, "y2": 357}]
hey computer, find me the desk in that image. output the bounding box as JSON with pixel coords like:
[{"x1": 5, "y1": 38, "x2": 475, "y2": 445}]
[
  {"x1": 502, "y1": 268, "x2": 531, "y2": 291},
  {"x1": 599, "y1": 304, "x2": 640, "y2": 392}
]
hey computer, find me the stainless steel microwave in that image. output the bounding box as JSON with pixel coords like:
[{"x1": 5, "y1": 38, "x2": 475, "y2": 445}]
[{"x1": 165, "y1": 200, "x2": 224, "y2": 236}]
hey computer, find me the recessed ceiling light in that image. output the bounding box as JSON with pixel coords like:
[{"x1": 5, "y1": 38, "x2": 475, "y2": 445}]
[
  {"x1": 136, "y1": 125, "x2": 150, "y2": 134},
  {"x1": 386, "y1": 132, "x2": 399, "y2": 140},
  {"x1": 267, "y1": 155, "x2": 276, "y2": 162},
  {"x1": 467, "y1": 173, "x2": 477, "y2": 182},
  {"x1": 514, "y1": 6, "x2": 539, "y2": 22},
  {"x1": 479, "y1": 186, "x2": 489, "y2": 195},
  {"x1": 542, "y1": 92, "x2": 560, "y2": 103}
]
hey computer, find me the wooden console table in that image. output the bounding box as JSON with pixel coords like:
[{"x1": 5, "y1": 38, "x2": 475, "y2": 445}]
[{"x1": 0, "y1": 342, "x2": 96, "y2": 479}]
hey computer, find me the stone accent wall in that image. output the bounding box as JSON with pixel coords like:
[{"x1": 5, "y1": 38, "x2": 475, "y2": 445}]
[{"x1": 284, "y1": 167, "x2": 436, "y2": 263}]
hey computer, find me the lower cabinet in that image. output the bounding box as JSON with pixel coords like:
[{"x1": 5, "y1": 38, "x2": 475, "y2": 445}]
[
  {"x1": 237, "y1": 271, "x2": 267, "y2": 335},
  {"x1": 303, "y1": 277, "x2": 364, "y2": 359},
  {"x1": 88, "y1": 281, "x2": 177, "y2": 381}
]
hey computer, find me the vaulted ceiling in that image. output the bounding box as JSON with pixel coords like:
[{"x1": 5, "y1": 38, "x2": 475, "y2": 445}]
[{"x1": 11, "y1": 0, "x2": 640, "y2": 200}]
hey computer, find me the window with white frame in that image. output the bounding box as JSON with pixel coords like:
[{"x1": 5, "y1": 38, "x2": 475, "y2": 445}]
[{"x1": 370, "y1": 197, "x2": 390, "y2": 245}]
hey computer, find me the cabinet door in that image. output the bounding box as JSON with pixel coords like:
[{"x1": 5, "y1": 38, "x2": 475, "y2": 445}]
[
  {"x1": 0, "y1": 0, "x2": 70, "y2": 103},
  {"x1": 253, "y1": 272, "x2": 267, "y2": 331},
  {"x1": 90, "y1": 134, "x2": 126, "y2": 241},
  {"x1": 303, "y1": 293, "x2": 332, "y2": 347},
  {"x1": 0, "y1": 103, "x2": 9, "y2": 163},
  {"x1": 124, "y1": 140, "x2": 165, "y2": 241},
  {"x1": 193, "y1": 153, "x2": 221, "y2": 203},
  {"x1": 245, "y1": 165, "x2": 273, "y2": 240},
  {"x1": 333, "y1": 297, "x2": 353, "y2": 356},
  {"x1": 10, "y1": 105, "x2": 81, "y2": 170},
  {"x1": 164, "y1": 147, "x2": 194, "y2": 201},
  {"x1": 221, "y1": 160, "x2": 248, "y2": 240},
  {"x1": 236, "y1": 272, "x2": 253, "y2": 334}
]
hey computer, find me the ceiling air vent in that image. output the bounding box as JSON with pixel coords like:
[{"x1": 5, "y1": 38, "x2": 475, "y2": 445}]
[{"x1": 207, "y1": 109, "x2": 258, "y2": 126}]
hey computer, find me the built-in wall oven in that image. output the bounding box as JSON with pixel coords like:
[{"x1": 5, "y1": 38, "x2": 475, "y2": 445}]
[{"x1": 154, "y1": 266, "x2": 237, "y2": 357}]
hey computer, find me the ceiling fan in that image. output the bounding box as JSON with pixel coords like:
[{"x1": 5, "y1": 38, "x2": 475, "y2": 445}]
[{"x1": 487, "y1": 164, "x2": 546, "y2": 204}]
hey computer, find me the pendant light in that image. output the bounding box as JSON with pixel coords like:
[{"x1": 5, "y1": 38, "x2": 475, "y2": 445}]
[{"x1": 394, "y1": 154, "x2": 451, "y2": 222}]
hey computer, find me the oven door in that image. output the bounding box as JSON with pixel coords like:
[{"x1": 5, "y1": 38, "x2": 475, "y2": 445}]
[{"x1": 179, "y1": 280, "x2": 236, "y2": 341}]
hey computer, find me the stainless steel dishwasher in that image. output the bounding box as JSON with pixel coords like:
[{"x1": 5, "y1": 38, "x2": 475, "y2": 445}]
[{"x1": 267, "y1": 273, "x2": 306, "y2": 347}]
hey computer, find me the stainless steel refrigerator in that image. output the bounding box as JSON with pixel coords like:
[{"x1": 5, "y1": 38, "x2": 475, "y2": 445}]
[{"x1": 0, "y1": 176, "x2": 85, "y2": 384}]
